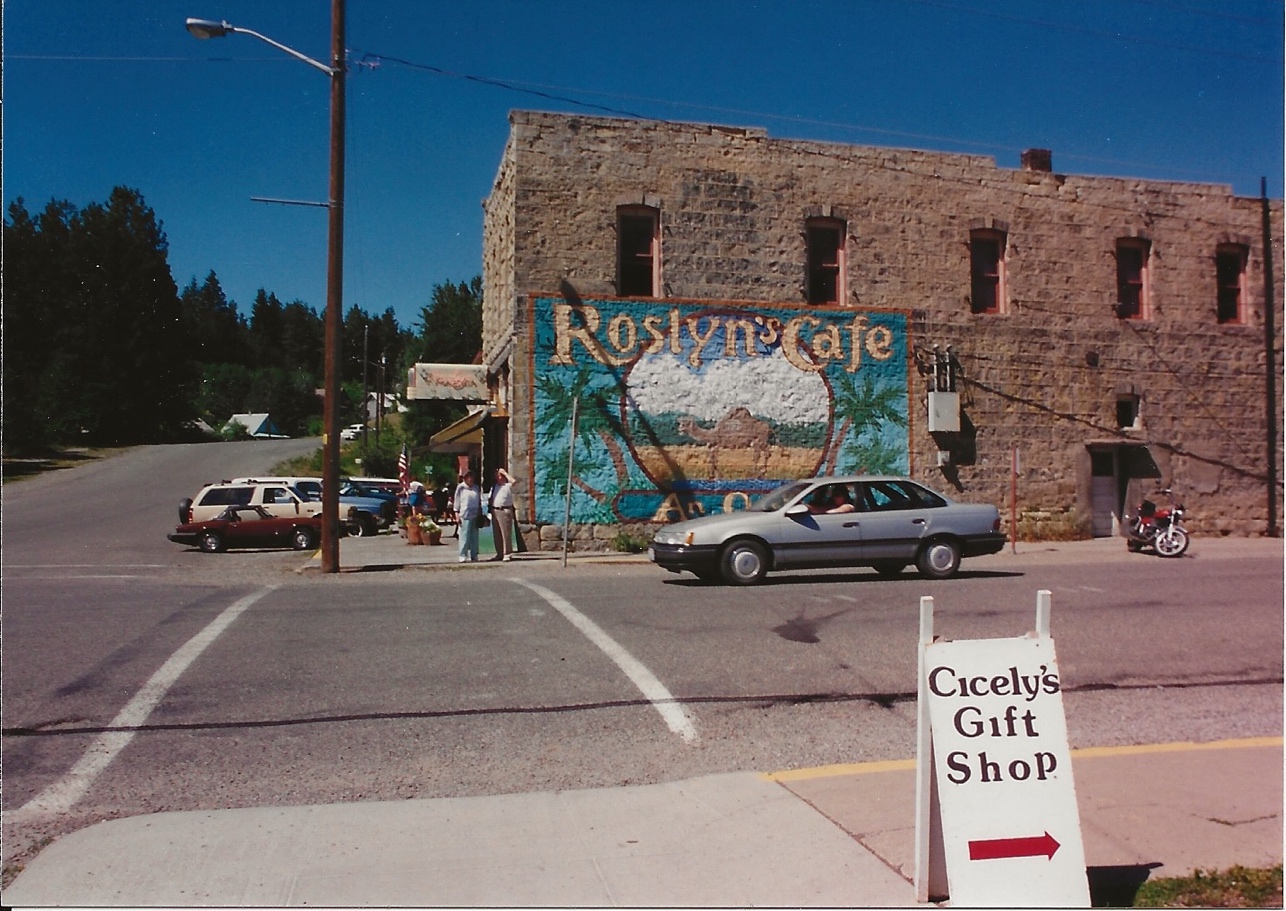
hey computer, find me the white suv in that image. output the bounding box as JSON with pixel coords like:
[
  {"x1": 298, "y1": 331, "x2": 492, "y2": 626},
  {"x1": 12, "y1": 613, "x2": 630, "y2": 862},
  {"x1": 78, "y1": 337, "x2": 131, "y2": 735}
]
[{"x1": 181, "y1": 482, "x2": 320, "y2": 524}]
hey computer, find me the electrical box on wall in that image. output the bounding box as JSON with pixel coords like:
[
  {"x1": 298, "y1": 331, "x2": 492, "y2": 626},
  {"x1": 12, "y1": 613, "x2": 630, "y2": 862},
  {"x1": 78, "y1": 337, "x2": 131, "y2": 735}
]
[{"x1": 927, "y1": 391, "x2": 960, "y2": 433}]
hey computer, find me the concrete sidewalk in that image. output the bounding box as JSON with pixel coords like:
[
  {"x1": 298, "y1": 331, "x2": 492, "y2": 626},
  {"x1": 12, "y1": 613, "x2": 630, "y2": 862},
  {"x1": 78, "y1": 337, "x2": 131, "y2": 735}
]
[{"x1": 4, "y1": 739, "x2": 1280, "y2": 906}]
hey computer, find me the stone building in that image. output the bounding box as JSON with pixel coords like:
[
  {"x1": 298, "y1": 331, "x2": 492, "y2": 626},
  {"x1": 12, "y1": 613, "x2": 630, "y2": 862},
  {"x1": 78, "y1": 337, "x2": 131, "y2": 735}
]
[{"x1": 479, "y1": 110, "x2": 1282, "y2": 550}]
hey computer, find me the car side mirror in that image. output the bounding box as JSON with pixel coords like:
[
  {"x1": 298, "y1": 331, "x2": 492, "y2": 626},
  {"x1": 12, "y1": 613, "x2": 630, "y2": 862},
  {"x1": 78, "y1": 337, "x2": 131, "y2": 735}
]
[{"x1": 785, "y1": 504, "x2": 810, "y2": 517}]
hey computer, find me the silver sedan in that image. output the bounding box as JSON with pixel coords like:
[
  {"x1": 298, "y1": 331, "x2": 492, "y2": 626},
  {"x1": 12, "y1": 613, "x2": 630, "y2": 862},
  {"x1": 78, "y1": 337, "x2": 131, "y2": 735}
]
[{"x1": 649, "y1": 476, "x2": 1005, "y2": 585}]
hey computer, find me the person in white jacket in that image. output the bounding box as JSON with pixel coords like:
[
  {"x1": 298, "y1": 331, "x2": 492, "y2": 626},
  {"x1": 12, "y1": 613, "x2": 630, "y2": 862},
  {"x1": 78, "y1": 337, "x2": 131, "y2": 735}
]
[
  {"x1": 453, "y1": 471, "x2": 481, "y2": 562},
  {"x1": 489, "y1": 468, "x2": 516, "y2": 561}
]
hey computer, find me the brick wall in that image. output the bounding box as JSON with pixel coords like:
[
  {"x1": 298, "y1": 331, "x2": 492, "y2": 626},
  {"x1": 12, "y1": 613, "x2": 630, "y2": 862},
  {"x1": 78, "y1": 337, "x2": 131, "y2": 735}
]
[{"x1": 483, "y1": 111, "x2": 1284, "y2": 546}]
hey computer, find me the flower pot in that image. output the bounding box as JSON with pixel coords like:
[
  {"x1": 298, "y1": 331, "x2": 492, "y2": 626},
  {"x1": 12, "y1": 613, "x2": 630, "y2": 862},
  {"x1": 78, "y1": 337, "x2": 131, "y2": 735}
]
[
  {"x1": 406, "y1": 523, "x2": 424, "y2": 545},
  {"x1": 427, "y1": 530, "x2": 442, "y2": 546}
]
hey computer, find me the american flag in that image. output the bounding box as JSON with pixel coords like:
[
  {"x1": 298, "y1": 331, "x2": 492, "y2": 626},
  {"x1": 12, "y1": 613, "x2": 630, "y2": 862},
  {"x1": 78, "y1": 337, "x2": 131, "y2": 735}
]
[{"x1": 398, "y1": 444, "x2": 410, "y2": 495}]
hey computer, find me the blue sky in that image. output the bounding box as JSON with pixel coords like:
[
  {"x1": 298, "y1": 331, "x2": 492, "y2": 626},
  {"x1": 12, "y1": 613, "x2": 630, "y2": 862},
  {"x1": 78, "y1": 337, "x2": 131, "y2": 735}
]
[{"x1": 6, "y1": 1, "x2": 1283, "y2": 332}]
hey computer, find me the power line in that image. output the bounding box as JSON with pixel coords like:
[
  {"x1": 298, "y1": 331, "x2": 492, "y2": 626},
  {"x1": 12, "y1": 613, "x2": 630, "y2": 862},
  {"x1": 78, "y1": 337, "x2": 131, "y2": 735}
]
[
  {"x1": 354, "y1": 51, "x2": 1270, "y2": 193},
  {"x1": 892, "y1": 0, "x2": 1282, "y2": 64},
  {"x1": 353, "y1": 53, "x2": 653, "y2": 121}
]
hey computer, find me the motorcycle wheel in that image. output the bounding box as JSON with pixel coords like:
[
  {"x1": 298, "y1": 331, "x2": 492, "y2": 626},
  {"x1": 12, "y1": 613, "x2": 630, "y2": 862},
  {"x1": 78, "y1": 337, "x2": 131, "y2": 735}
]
[{"x1": 1154, "y1": 526, "x2": 1190, "y2": 558}]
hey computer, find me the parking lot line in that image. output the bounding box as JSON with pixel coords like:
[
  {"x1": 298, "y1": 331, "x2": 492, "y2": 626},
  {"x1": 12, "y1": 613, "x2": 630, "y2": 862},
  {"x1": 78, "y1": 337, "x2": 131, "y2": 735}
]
[
  {"x1": 7, "y1": 586, "x2": 276, "y2": 825},
  {"x1": 511, "y1": 578, "x2": 699, "y2": 744}
]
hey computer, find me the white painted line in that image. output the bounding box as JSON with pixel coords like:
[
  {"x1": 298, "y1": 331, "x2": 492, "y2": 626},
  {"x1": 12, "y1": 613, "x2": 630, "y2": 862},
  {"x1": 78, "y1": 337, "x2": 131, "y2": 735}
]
[
  {"x1": 8, "y1": 586, "x2": 276, "y2": 825},
  {"x1": 511, "y1": 578, "x2": 699, "y2": 744}
]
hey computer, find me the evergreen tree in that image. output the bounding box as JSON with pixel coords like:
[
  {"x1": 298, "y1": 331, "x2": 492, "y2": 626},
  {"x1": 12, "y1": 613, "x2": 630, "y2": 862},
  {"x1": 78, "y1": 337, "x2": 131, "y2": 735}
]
[
  {"x1": 3, "y1": 186, "x2": 441, "y2": 449},
  {"x1": 280, "y1": 300, "x2": 325, "y2": 375},
  {"x1": 179, "y1": 272, "x2": 246, "y2": 366},
  {"x1": 402, "y1": 276, "x2": 483, "y2": 445},
  {"x1": 416, "y1": 276, "x2": 482, "y2": 365},
  {"x1": 2, "y1": 199, "x2": 56, "y2": 447},
  {"x1": 3, "y1": 187, "x2": 187, "y2": 446},
  {"x1": 193, "y1": 363, "x2": 255, "y2": 426},
  {"x1": 247, "y1": 289, "x2": 285, "y2": 368}
]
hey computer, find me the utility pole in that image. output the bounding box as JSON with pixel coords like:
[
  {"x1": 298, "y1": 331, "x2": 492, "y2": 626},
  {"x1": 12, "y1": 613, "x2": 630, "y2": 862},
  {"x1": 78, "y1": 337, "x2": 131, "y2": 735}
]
[
  {"x1": 376, "y1": 354, "x2": 386, "y2": 445},
  {"x1": 1262, "y1": 177, "x2": 1279, "y2": 537},
  {"x1": 362, "y1": 324, "x2": 369, "y2": 446},
  {"x1": 184, "y1": 2, "x2": 346, "y2": 572},
  {"x1": 319, "y1": 0, "x2": 346, "y2": 572}
]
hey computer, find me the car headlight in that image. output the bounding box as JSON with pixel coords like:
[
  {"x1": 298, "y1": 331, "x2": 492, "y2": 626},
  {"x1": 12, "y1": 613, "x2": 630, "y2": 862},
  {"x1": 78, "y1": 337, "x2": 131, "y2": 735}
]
[{"x1": 654, "y1": 529, "x2": 696, "y2": 546}]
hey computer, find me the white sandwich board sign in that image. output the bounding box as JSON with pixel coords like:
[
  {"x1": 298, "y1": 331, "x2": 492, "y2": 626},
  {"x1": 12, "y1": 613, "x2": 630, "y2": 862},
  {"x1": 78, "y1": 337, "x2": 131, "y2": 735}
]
[{"x1": 914, "y1": 592, "x2": 1090, "y2": 907}]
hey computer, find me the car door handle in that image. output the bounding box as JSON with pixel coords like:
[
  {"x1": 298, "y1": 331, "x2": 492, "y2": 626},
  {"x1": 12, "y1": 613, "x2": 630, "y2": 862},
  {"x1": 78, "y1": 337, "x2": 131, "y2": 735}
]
[
  {"x1": 843, "y1": 521, "x2": 860, "y2": 528},
  {"x1": 912, "y1": 518, "x2": 926, "y2": 525}
]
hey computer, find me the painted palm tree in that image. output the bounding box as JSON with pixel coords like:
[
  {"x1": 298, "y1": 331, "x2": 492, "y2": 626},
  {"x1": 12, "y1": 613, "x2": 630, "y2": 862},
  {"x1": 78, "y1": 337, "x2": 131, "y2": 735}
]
[
  {"x1": 824, "y1": 372, "x2": 907, "y2": 475},
  {"x1": 842, "y1": 436, "x2": 904, "y2": 476},
  {"x1": 535, "y1": 446, "x2": 610, "y2": 506},
  {"x1": 534, "y1": 366, "x2": 633, "y2": 487}
]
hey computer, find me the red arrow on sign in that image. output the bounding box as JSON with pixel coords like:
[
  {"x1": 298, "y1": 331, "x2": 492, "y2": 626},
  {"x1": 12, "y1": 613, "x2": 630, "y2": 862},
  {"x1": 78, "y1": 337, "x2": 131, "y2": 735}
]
[{"x1": 969, "y1": 831, "x2": 1061, "y2": 861}]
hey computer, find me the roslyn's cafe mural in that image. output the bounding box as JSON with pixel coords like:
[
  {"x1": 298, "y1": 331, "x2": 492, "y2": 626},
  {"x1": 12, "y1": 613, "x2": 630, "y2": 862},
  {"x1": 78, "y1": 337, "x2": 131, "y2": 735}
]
[{"x1": 529, "y1": 296, "x2": 912, "y2": 525}]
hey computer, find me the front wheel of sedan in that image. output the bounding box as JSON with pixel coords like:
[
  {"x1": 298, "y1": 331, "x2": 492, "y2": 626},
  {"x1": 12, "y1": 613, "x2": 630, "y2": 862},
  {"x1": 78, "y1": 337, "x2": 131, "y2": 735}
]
[
  {"x1": 720, "y1": 539, "x2": 769, "y2": 585},
  {"x1": 199, "y1": 531, "x2": 225, "y2": 554},
  {"x1": 916, "y1": 538, "x2": 961, "y2": 579}
]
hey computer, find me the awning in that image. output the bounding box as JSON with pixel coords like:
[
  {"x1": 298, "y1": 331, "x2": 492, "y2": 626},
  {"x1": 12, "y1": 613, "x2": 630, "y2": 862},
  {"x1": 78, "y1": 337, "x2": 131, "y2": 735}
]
[{"x1": 428, "y1": 407, "x2": 491, "y2": 451}]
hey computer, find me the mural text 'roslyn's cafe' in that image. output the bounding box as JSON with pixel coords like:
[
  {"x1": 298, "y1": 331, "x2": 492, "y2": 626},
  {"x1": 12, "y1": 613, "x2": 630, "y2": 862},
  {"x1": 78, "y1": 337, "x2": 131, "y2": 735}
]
[{"x1": 529, "y1": 297, "x2": 913, "y2": 524}]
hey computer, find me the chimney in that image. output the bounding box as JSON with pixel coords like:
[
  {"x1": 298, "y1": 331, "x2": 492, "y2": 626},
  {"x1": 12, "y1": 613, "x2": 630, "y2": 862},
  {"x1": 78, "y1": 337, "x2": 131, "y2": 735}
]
[{"x1": 1021, "y1": 148, "x2": 1053, "y2": 172}]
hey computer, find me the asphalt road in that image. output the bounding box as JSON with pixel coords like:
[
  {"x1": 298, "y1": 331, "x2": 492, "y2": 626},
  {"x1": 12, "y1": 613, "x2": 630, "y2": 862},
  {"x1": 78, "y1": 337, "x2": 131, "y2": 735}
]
[{"x1": 3, "y1": 442, "x2": 1282, "y2": 884}]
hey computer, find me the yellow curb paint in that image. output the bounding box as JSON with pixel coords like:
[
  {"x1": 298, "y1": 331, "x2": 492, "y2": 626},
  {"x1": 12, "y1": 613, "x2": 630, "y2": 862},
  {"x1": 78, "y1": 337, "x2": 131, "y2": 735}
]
[
  {"x1": 763, "y1": 758, "x2": 916, "y2": 782},
  {"x1": 761, "y1": 735, "x2": 1283, "y2": 783},
  {"x1": 1069, "y1": 735, "x2": 1282, "y2": 760}
]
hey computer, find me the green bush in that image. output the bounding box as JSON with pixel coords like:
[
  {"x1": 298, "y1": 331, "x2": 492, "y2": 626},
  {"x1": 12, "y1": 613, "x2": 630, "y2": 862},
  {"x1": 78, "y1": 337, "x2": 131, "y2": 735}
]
[
  {"x1": 220, "y1": 421, "x2": 253, "y2": 442},
  {"x1": 610, "y1": 530, "x2": 651, "y2": 553},
  {"x1": 1134, "y1": 864, "x2": 1282, "y2": 907}
]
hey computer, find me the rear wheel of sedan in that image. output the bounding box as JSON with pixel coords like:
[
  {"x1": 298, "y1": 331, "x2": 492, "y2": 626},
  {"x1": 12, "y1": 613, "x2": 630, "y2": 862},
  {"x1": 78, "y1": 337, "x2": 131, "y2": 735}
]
[
  {"x1": 720, "y1": 539, "x2": 769, "y2": 585},
  {"x1": 916, "y1": 538, "x2": 960, "y2": 579},
  {"x1": 292, "y1": 527, "x2": 316, "y2": 551},
  {"x1": 199, "y1": 531, "x2": 225, "y2": 554}
]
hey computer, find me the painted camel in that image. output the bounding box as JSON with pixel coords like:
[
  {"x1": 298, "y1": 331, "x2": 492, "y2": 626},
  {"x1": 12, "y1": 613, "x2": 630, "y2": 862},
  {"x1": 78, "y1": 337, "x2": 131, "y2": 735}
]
[{"x1": 677, "y1": 406, "x2": 773, "y2": 477}]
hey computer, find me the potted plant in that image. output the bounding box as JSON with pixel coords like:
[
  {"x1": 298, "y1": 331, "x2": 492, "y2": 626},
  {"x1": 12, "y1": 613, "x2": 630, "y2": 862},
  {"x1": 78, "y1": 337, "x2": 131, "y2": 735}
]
[
  {"x1": 419, "y1": 514, "x2": 442, "y2": 546},
  {"x1": 402, "y1": 515, "x2": 424, "y2": 545}
]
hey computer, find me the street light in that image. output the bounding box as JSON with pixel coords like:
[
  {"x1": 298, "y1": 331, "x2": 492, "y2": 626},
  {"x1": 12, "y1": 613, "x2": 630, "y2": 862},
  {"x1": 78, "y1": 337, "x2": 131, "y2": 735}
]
[{"x1": 186, "y1": 3, "x2": 346, "y2": 573}]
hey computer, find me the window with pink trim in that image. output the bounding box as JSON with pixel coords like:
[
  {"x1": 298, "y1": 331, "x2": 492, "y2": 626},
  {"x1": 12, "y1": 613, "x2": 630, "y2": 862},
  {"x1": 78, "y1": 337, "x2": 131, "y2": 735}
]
[
  {"x1": 1216, "y1": 244, "x2": 1248, "y2": 324},
  {"x1": 806, "y1": 218, "x2": 845, "y2": 305},
  {"x1": 1115, "y1": 238, "x2": 1150, "y2": 320},
  {"x1": 969, "y1": 229, "x2": 1006, "y2": 314},
  {"x1": 617, "y1": 206, "x2": 660, "y2": 297}
]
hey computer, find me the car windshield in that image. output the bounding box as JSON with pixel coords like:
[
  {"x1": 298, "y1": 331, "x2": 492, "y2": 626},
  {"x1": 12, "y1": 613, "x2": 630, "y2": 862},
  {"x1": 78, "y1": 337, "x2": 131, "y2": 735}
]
[{"x1": 748, "y1": 481, "x2": 812, "y2": 512}]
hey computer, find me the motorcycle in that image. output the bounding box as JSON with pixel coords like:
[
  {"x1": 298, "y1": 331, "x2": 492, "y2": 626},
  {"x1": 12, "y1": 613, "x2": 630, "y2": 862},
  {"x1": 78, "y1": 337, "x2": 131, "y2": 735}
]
[{"x1": 1125, "y1": 489, "x2": 1189, "y2": 557}]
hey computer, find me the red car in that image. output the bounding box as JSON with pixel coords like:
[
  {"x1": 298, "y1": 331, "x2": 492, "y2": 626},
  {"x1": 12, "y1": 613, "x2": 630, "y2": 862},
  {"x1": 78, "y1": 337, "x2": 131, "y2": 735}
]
[{"x1": 168, "y1": 505, "x2": 321, "y2": 553}]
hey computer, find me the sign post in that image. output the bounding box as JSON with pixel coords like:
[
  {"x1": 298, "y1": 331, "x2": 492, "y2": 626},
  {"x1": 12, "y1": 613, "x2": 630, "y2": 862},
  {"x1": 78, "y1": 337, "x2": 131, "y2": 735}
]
[{"x1": 915, "y1": 591, "x2": 1089, "y2": 907}]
